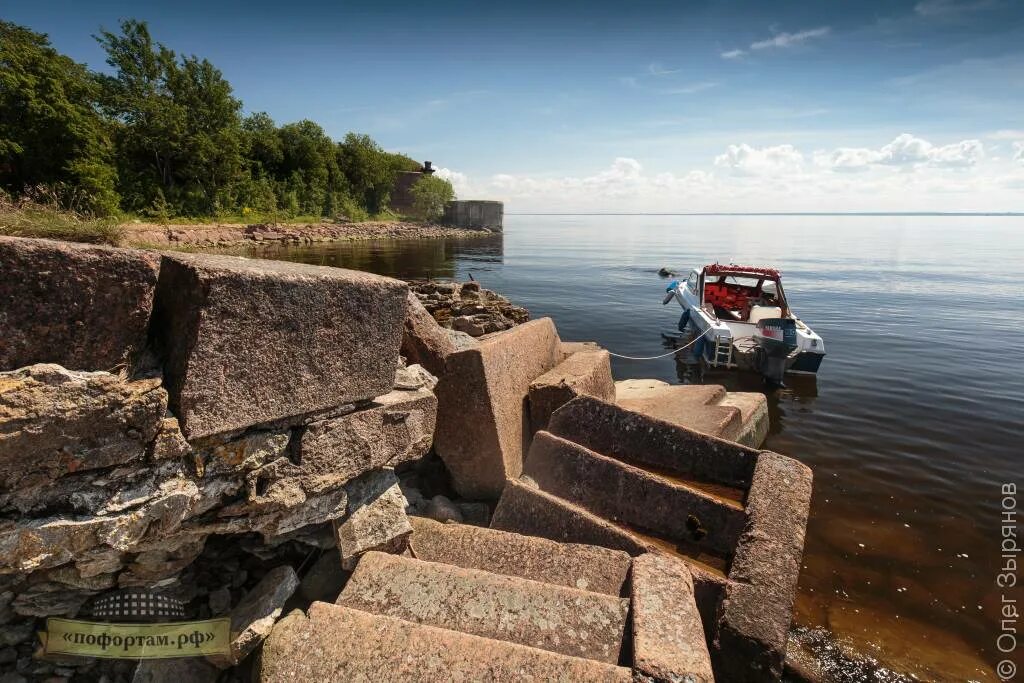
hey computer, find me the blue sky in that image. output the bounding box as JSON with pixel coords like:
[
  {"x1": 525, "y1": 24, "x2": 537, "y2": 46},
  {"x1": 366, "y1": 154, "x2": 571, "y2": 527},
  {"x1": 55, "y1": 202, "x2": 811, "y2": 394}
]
[{"x1": 7, "y1": 0, "x2": 1024, "y2": 211}]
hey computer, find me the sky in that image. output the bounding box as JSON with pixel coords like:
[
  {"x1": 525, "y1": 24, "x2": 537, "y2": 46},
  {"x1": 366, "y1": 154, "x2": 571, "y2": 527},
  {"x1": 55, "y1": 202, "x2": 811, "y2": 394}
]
[{"x1": 6, "y1": 0, "x2": 1024, "y2": 212}]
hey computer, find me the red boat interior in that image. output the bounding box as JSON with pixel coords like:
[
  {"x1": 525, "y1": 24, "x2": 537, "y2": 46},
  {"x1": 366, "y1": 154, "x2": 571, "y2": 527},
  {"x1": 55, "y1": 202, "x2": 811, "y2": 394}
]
[{"x1": 702, "y1": 270, "x2": 784, "y2": 321}]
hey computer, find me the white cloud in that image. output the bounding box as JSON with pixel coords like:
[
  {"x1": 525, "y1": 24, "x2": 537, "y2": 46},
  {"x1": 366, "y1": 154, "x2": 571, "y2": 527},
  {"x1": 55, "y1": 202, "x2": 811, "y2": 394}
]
[
  {"x1": 989, "y1": 130, "x2": 1024, "y2": 140},
  {"x1": 816, "y1": 134, "x2": 984, "y2": 172},
  {"x1": 434, "y1": 167, "x2": 471, "y2": 197},
  {"x1": 661, "y1": 82, "x2": 718, "y2": 95},
  {"x1": 714, "y1": 144, "x2": 804, "y2": 176},
  {"x1": 1014, "y1": 142, "x2": 1024, "y2": 164},
  {"x1": 750, "y1": 26, "x2": 831, "y2": 51},
  {"x1": 647, "y1": 62, "x2": 680, "y2": 76},
  {"x1": 720, "y1": 49, "x2": 746, "y2": 60}
]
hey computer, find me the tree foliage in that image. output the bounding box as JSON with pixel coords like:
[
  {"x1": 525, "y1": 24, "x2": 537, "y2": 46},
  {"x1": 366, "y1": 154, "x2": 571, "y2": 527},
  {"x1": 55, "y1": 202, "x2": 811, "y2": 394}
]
[
  {"x1": 0, "y1": 18, "x2": 437, "y2": 220},
  {"x1": 410, "y1": 174, "x2": 456, "y2": 221}
]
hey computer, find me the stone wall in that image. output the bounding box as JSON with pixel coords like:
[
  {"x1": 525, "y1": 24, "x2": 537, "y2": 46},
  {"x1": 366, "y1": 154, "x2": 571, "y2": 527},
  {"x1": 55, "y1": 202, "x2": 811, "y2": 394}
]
[
  {"x1": 442, "y1": 200, "x2": 503, "y2": 232},
  {"x1": 0, "y1": 237, "x2": 433, "y2": 680}
]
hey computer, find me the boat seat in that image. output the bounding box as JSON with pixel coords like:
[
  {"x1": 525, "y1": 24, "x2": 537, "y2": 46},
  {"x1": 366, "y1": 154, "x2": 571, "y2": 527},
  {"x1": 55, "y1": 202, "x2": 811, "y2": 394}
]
[{"x1": 749, "y1": 305, "x2": 782, "y2": 324}]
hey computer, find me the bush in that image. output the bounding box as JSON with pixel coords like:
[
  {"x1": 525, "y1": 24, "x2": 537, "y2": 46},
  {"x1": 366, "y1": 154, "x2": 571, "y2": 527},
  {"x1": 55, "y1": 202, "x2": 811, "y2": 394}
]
[
  {"x1": 410, "y1": 175, "x2": 455, "y2": 221},
  {"x1": 0, "y1": 187, "x2": 123, "y2": 244}
]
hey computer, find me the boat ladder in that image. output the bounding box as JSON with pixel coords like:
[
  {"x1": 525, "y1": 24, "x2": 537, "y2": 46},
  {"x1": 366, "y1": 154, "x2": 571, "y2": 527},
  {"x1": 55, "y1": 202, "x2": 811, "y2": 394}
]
[{"x1": 712, "y1": 336, "x2": 733, "y2": 367}]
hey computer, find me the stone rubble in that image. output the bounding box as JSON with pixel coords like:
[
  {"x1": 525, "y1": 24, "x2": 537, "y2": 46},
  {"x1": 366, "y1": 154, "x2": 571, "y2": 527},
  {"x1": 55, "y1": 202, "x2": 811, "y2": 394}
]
[{"x1": 0, "y1": 236, "x2": 813, "y2": 682}]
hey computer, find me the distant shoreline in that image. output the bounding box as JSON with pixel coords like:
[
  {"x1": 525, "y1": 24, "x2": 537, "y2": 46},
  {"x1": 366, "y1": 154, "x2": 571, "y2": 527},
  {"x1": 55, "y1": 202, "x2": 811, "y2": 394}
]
[{"x1": 122, "y1": 220, "x2": 496, "y2": 250}]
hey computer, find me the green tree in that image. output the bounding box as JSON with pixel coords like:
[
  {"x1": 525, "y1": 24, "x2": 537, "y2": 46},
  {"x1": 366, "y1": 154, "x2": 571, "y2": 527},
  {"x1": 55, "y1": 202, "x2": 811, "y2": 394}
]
[
  {"x1": 337, "y1": 133, "x2": 399, "y2": 215},
  {"x1": 0, "y1": 21, "x2": 119, "y2": 214},
  {"x1": 410, "y1": 174, "x2": 455, "y2": 221},
  {"x1": 95, "y1": 20, "x2": 243, "y2": 215}
]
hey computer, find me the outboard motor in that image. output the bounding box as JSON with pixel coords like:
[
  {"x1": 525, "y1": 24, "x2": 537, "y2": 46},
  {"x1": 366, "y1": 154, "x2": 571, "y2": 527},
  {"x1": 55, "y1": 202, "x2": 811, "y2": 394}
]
[{"x1": 753, "y1": 318, "x2": 798, "y2": 385}]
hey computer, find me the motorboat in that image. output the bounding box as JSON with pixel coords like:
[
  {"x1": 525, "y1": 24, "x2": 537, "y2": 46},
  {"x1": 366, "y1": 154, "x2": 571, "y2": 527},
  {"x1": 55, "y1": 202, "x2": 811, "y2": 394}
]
[{"x1": 662, "y1": 263, "x2": 825, "y2": 382}]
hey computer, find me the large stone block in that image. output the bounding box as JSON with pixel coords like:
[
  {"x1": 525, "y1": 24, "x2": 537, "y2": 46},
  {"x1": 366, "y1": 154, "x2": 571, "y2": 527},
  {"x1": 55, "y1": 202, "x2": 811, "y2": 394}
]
[
  {"x1": 299, "y1": 388, "x2": 436, "y2": 486},
  {"x1": 337, "y1": 551, "x2": 629, "y2": 663},
  {"x1": 400, "y1": 291, "x2": 477, "y2": 376},
  {"x1": 211, "y1": 565, "x2": 298, "y2": 668},
  {"x1": 0, "y1": 237, "x2": 160, "y2": 372},
  {"x1": 548, "y1": 396, "x2": 759, "y2": 490},
  {"x1": 523, "y1": 431, "x2": 746, "y2": 558},
  {"x1": 528, "y1": 350, "x2": 615, "y2": 433},
  {"x1": 257, "y1": 603, "x2": 632, "y2": 682},
  {"x1": 151, "y1": 252, "x2": 408, "y2": 439},
  {"x1": 433, "y1": 318, "x2": 562, "y2": 498},
  {"x1": 714, "y1": 452, "x2": 812, "y2": 682},
  {"x1": 409, "y1": 516, "x2": 631, "y2": 596},
  {"x1": 631, "y1": 552, "x2": 715, "y2": 683},
  {"x1": 0, "y1": 364, "x2": 166, "y2": 492},
  {"x1": 334, "y1": 469, "x2": 412, "y2": 569}
]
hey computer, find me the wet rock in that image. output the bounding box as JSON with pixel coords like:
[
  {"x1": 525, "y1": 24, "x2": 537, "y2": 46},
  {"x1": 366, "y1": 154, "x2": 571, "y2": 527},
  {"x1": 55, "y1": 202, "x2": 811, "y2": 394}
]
[
  {"x1": 0, "y1": 237, "x2": 160, "y2": 373},
  {"x1": 208, "y1": 586, "x2": 231, "y2": 615},
  {"x1": 456, "y1": 501, "x2": 490, "y2": 526},
  {"x1": 211, "y1": 564, "x2": 298, "y2": 668},
  {"x1": 0, "y1": 365, "x2": 167, "y2": 492},
  {"x1": 152, "y1": 252, "x2": 408, "y2": 439},
  {"x1": 433, "y1": 318, "x2": 562, "y2": 498},
  {"x1": 423, "y1": 495, "x2": 463, "y2": 523},
  {"x1": 334, "y1": 469, "x2": 412, "y2": 570}
]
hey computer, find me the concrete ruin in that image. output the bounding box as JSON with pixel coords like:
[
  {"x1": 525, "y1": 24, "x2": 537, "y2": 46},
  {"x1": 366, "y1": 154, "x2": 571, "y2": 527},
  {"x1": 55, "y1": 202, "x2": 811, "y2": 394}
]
[{"x1": 0, "y1": 235, "x2": 811, "y2": 682}]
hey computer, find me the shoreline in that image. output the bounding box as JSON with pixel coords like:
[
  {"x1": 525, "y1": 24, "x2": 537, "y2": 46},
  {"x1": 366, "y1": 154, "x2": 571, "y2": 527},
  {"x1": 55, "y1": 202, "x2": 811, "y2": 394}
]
[{"x1": 122, "y1": 220, "x2": 498, "y2": 249}]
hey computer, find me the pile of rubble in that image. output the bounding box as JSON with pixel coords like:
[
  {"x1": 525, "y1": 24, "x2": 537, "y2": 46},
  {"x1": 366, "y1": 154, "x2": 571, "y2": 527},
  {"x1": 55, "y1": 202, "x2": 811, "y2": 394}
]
[
  {"x1": 0, "y1": 235, "x2": 813, "y2": 683},
  {"x1": 408, "y1": 279, "x2": 529, "y2": 337}
]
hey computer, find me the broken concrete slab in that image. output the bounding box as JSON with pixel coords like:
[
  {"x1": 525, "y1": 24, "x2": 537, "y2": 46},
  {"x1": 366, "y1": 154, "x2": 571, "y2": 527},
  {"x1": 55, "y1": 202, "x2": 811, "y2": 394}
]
[
  {"x1": 529, "y1": 350, "x2": 615, "y2": 433},
  {"x1": 400, "y1": 290, "x2": 477, "y2": 376},
  {"x1": 0, "y1": 364, "x2": 167, "y2": 492},
  {"x1": 334, "y1": 469, "x2": 412, "y2": 569},
  {"x1": 257, "y1": 602, "x2": 632, "y2": 682},
  {"x1": 0, "y1": 237, "x2": 160, "y2": 373},
  {"x1": 714, "y1": 451, "x2": 813, "y2": 682},
  {"x1": 433, "y1": 317, "x2": 563, "y2": 498},
  {"x1": 211, "y1": 564, "x2": 298, "y2": 668},
  {"x1": 337, "y1": 551, "x2": 629, "y2": 663},
  {"x1": 631, "y1": 552, "x2": 715, "y2": 683},
  {"x1": 151, "y1": 252, "x2": 408, "y2": 439},
  {"x1": 299, "y1": 388, "x2": 437, "y2": 487},
  {"x1": 409, "y1": 516, "x2": 631, "y2": 596},
  {"x1": 547, "y1": 396, "x2": 759, "y2": 490},
  {"x1": 616, "y1": 379, "x2": 768, "y2": 448},
  {"x1": 523, "y1": 431, "x2": 746, "y2": 558}
]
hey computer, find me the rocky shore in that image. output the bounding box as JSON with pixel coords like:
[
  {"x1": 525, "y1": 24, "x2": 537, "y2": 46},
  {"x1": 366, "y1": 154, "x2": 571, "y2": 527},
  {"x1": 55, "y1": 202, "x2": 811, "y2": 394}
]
[
  {"x1": 123, "y1": 220, "x2": 495, "y2": 249},
  {"x1": 0, "y1": 235, "x2": 813, "y2": 683}
]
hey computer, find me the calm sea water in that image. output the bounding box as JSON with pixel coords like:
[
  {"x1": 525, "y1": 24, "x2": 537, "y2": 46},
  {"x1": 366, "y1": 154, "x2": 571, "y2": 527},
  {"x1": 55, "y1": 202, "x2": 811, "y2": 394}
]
[{"x1": 236, "y1": 215, "x2": 1023, "y2": 680}]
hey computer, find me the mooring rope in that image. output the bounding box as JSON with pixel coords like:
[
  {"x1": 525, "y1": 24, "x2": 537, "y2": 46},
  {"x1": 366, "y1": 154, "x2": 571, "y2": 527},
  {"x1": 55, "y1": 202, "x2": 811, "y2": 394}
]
[{"x1": 606, "y1": 326, "x2": 714, "y2": 361}]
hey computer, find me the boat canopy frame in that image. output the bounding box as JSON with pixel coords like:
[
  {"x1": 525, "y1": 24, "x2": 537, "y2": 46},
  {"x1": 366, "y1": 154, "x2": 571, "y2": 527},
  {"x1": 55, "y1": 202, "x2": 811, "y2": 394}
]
[{"x1": 697, "y1": 263, "x2": 791, "y2": 319}]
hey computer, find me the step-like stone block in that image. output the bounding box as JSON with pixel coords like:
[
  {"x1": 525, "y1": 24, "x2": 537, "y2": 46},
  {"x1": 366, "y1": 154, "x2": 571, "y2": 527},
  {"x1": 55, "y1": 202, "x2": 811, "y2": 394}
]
[
  {"x1": 632, "y1": 552, "x2": 715, "y2": 682},
  {"x1": 433, "y1": 318, "x2": 562, "y2": 498},
  {"x1": 257, "y1": 602, "x2": 632, "y2": 682},
  {"x1": 524, "y1": 431, "x2": 746, "y2": 558},
  {"x1": 0, "y1": 237, "x2": 160, "y2": 373},
  {"x1": 151, "y1": 252, "x2": 408, "y2": 439},
  {"x1": 409, "y1": 516, "x2": 631, "y2": 596},
  {"x1": 548, "y1": 396, "x2": 758, "y2": 490},
  {"x1": 334, "y1": 469, "x2": 412, "y2": 569},
  {"x1": 714, "y1": 451, "x2": 812, "y2": 682},
  {"x1": 529, "y1": 350, "x2": 615, "y2": 433},
  {"x1": 336, "y1": 551, "x2": 629, "y2": 663}
]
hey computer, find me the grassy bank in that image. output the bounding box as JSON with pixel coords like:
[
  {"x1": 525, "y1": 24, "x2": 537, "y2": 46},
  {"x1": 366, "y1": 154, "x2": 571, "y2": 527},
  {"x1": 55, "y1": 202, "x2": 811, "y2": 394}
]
[{"x1": 0, "y1": 193, "x2": 123, "y2": 245}]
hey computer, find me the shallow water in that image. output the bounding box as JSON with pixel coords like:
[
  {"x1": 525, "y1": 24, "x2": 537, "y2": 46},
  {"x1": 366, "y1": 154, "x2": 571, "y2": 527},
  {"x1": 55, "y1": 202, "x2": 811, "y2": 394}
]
[{"x1": 233, "y1": 215, "x2": 1023, "y2": 680}]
